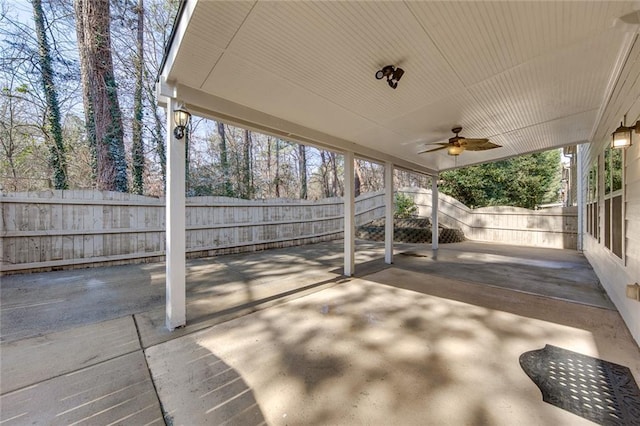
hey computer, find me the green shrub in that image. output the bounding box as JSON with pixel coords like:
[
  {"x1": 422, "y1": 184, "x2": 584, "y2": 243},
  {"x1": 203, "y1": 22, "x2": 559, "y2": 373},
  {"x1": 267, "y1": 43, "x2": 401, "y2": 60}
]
[{"x1": 394, "y1": 193, "x2": 417, "y2": 218}]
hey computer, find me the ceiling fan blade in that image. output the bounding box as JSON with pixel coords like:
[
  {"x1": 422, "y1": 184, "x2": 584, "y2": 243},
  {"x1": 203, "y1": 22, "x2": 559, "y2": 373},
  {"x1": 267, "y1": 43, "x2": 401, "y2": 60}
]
[
  {"x1": 417, "y1": 127, "x2": 498, "y2": 155},
  {"x1": 461, "y1": 138, "x2": 489, "y2": 144},
  {"x1": 462, "y1": 139, "x2": 502, "y2": 151},
  {"x1": 418, "y1": 145, "x2": 449, "y2": 154}
]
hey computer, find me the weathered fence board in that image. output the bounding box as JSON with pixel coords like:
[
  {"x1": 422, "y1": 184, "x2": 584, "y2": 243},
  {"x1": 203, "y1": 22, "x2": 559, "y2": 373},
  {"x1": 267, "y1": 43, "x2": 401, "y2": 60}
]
[
  {"x1": 0, "y1": 190, "x2": 382, "y2": 273},
  {"x1": 0, "y1": 188, "x2": 577, "y2": 274},
  {"x1": 402, "y1": 188, "x2": 578, "y2": 250}
]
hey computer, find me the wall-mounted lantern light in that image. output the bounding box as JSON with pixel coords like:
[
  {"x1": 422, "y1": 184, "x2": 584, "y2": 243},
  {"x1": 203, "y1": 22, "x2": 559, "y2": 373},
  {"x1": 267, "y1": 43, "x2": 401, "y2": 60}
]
[
  {"x1": 611, "y1": 119, "x2": 638, "y2": 149},
  {"x1": 173, "y1": 103, "x2": 191, "y2": 140}
]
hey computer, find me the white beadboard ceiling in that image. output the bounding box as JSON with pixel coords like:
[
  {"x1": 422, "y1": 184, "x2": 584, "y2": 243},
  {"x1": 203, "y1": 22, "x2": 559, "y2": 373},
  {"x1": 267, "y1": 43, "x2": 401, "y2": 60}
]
[{"x1": 161, "y1": 0, "x2": 640, "y2": 173}]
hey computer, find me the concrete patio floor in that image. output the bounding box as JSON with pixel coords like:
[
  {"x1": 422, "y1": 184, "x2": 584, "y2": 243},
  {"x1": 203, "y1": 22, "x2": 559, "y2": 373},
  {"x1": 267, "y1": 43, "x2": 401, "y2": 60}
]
[{"x1": 1, "y1": 240, "x2": 638, "y2": 425}]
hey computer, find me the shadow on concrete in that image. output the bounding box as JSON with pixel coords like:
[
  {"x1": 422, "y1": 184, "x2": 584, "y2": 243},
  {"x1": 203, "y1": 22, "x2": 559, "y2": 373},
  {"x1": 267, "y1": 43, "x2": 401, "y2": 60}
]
[
  {"x1": 0, "y1": 264, "x2": 164, "y2": 343},
  {"x1": 393, "y1": 241, "x2": 613, "y2": 310},
  {"x1": 146, "y1": 340, "x2": 266, "y2": 425},
  {"x1": 135, "y1": 275, "x2": 349, "y2": 348},
  {"x1": 0, "y1": 240, "x2": 381, "y2": 343},
  {"x1": 2, "y1": 239, "x2": 639, "y2": 425},
  {"x1": 0, "y1": 351, "x2": 164, "y2": 425},
  {"x1": 168, "y1": 271, "x2": 638, "y2": 425}
]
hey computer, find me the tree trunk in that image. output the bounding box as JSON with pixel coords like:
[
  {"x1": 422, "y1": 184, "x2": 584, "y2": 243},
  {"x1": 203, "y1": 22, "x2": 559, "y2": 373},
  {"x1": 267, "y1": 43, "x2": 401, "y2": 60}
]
[
  {"x1": 320, "y1": 150, "x2": 331, "y2": 198},
  {"x1": 131, "y1": 0, "x2": 144, "y2": 194},
  {"x1": 354, "y1": 159, "x2": 364, "y2": 198},
  {"x1": 298, "y1": 144, "x2": 307, "y2": 199},
  {"x1": 146, "y1": 85, "x2": 165, "y2": 192},
  {"x1": 1, "y1": 85, "x2": 19, "y2": 191},
  {"x1": 266, "y1": 136, "x2": 272, "y2": 197},
  {"x1": 330, "y1": 152, "x2": 342, "y2": 196},
  {"x1": 74, "y1": 0, "x2": 96, "y2": 184},
  {"x1": 74, "y1": 0, "x2": 128, "y2": 192},
  {"x1": 33, "y1": 0, "x2": 68, "y2": 189},
  {"x1": 154, "y1": 107, "x2": 165, "y2": 190},
  {"x1": 230, "y1": 126, "x2": 241, "y2": 196},
  {"x1": 274, "y1": 138, "x2": 281, "y2": 197},
  {"x1": 216, "y1": 121, "x2": 232, "y2": 196},
  {"x1": 243, "y1": 129, "x2": 252, "y2": 199}
]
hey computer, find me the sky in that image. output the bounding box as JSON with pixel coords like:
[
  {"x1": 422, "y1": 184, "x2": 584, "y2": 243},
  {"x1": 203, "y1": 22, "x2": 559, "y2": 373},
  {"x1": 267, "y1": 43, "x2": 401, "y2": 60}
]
[{"x1": 5, "y1": 0, "x2": 34, "y2": 28}]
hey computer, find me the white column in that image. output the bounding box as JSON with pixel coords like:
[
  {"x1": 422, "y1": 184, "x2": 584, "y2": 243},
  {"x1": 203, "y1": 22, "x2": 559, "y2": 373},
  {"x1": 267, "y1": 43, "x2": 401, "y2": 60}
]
[
  {"x1": 165, "y1": 97, "x2": 186, "y2": 330},
  {"x1": 384, "y1": 162, "x2": 394, "y2": 264},
  {"x1": 431, "y1": 175, "x2": 439, "y2": 250},
  {"x1": 576, "y1": 145, "x2": 584, "y2": 252},
  {"x1": 344, "y1": 151, "x2": 355, "y2": 276}
]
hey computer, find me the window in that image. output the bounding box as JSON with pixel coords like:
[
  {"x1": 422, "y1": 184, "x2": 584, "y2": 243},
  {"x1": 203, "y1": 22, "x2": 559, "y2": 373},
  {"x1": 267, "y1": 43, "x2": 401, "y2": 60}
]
[
  {"x1": 586, "y1": 163, "x2": 598, "y2": 239},
  {"x1": 603, "y1": 147, "x2": 623, "y2": 258}
]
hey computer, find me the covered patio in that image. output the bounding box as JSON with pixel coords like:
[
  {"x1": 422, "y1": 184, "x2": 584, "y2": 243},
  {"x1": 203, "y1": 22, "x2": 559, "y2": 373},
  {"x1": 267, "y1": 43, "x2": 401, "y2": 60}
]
[
  {"x1": 2, "y1": 0, "x2": 640, "y2": 424},
  {"x1": 156, "y1": 0, "x2": 640, "y2": 345},
  {"x1": 2, "y1": 240, "x2": 638, "y2": 425}
]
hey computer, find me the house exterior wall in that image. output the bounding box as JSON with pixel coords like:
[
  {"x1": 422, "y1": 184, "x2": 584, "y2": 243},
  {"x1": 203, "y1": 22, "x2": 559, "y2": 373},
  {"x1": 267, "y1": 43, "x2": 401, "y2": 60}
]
[{"x1": 580, "y1": 98, "x2": 640, "y2": 346}]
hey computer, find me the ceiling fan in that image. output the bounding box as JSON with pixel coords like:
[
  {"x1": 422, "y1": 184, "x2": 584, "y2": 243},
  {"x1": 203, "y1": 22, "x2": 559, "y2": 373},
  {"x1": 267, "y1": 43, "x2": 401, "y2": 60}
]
[{"x1": 418, "y1": 126, "x2": 501, "y2": 156}]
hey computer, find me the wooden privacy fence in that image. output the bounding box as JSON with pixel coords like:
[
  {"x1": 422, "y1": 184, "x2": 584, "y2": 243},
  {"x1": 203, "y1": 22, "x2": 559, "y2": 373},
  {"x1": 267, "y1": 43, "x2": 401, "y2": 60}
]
[
  {"x1": 0, "y1": 190, "x2": 385, "y2": 273},
  {"x1": 402, "y1": 188, "x2": 578, "y2": 249},
  {"x1": 0, "y1": 188, "x2": 577, "y2": 274}
]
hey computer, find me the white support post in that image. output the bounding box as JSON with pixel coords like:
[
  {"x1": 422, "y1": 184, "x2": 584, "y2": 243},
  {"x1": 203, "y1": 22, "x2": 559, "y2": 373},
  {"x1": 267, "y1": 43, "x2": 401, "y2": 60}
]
[
  {"x1": 431, "y1": 175, "x2": 439, "y2": 251},
  {"x1": 165, "y1": 97, "x2": 186, "y2": 330},
  {"x1": 344, "y1": 151, "x2": 355, "y2": 276},
  {"x1": 384, "y1": 162, "x2": 394, "y2": 264}
]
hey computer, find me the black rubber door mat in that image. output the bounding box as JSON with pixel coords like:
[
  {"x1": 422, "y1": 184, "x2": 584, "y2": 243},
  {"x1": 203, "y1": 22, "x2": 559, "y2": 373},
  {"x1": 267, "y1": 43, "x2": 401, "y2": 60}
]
[{"x1": 520, "y1": 345, "x2": 640, "y2": 425}]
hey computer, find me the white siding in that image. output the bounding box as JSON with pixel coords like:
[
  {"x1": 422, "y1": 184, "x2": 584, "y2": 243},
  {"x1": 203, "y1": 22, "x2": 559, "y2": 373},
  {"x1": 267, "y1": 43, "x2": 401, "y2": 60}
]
[{"x1": 581, "y1": 90, "x2": 640, "y2": 346}]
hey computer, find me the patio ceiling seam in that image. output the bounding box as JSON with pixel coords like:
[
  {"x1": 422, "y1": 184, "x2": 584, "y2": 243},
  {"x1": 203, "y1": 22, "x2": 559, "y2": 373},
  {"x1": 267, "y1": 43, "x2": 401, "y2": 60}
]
[{"x1": 197, "y1": 1, "x2": 258, "y2": 90}]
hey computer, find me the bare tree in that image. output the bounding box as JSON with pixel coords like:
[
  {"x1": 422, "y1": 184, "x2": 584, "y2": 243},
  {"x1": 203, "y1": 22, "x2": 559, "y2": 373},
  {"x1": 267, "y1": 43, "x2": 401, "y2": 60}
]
[
  {"x1": 217, "y1": 121, "x2": 232, "y2": 196},
  {"x1": 142, "y1": 0, "x2": 179, "y2": 194},
  {"x1": 330, "y1": 152, "x2": 342, "y2": 196},
  {"x1": 242, "y1": 129, "x2": 253, "y2": 198},
  {"x1": 0, "y1": 82, "x2": 27, "y2": 191},
  {"x1": 74, "y1": 0, "x2": 128, "y2": 192},
  {"x1": 298, "y1": 144, "x2": 307, "y2": 199},
  {"x1": 32, "y1": 0, "x2": 68, "y2": 189},
  {"x1": 266, "y1": 136, "x2": 273, "y2": 196},
  {"x1": 319, "y1": 150, "x2": 331, "y2": 197},
  {"x1": 354, "y1": 160, "x2": 363, "y2": 197},
  {"x1": 274, "y1": 138, "x2": 281, "y2": 197},
  {"x1": 131, "y1": 0, "x2": 144, "y2": 194}
]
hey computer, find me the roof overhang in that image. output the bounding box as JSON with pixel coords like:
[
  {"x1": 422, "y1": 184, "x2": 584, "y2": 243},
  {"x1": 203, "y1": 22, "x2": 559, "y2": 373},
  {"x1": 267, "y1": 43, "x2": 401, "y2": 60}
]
[{"x1": 158, "y1": 0, "x2": 640, "y2": 173}]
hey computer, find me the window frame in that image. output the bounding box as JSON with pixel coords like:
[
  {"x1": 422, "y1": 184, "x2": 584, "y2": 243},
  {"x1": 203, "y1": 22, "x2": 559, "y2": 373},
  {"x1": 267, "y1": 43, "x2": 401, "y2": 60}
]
[
  {"x1": 601, "y1": 146, "x2": 625, "y2": 261},
  {"x1": 586, "y1": 162, "x2": 598, "y2": 240}
]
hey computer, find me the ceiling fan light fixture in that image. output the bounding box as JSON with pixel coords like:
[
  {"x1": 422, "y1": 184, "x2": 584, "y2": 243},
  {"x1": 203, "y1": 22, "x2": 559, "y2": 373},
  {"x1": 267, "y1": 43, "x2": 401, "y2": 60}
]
[
  {"x1": 419, "y1": 126, "x2": 499, "y2": 156},
  {"x1": 448, "y1": 145, "x2": 464, "y2": 156}
]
